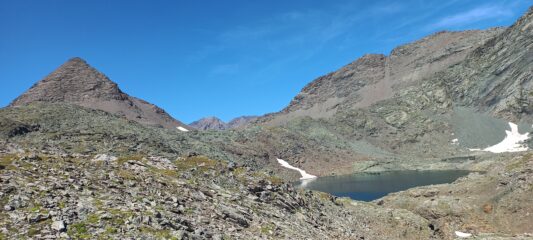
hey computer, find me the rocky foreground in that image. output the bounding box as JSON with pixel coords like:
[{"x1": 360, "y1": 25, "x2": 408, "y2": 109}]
[
  {"x1": 380, "y1": 153, "x2": 533, "y2": 239},
  {"x1": 0, "y1": 152, "x2": 432, "y2": 240}
]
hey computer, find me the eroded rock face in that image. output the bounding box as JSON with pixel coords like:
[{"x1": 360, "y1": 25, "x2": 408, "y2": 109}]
[
  {"x1": 439, "y1": 7, "x2": 533, "y2": 122},
  {"x1": 9, "y1": 57, "x2": 189, "y2": 130}
]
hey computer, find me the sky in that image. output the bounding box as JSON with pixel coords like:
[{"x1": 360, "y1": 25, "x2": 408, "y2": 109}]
[{"x1": 0, "y1": 0, "x2": 531, "y2": 123}]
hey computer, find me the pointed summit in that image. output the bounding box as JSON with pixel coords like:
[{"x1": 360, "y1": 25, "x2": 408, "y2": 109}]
[
  {"x1": 11, "y1": 57, "x2": 126, "y2": 104},
  {"x1": 190, "y1": 116, "x2": 228, "y2": 130},
  {"x1": 10, "y1": 57, "x2": 189, "y2": 130}
]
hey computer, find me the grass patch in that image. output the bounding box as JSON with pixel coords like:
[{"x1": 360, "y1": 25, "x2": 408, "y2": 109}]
[
  {"x1": 116, "y1": 154, "x2": 145, "y2": 165},
  {"x1": 317, "y1": 192, "x2": 333, "y2": 202},
  {"x1": 267, "y1": 176, "x2": 284, "y2": 186},
  {"x1": 260, "y1": 222, "x2": 276, "y2": 235},
  {"x1": 0, "y1": 154, "x2": 17, "y2": 170},
  {"x1": 86, "y1": 213, "x2": 100, "y2": 224},
  {"x1": 506, "y1": 154, "x2": 532, "y2": 171},
  {"x1": 117, "y1": 169, "x2": 137, "y2": 180},
  {"x1": 140, "y1": 226, "x2": 177, "y2": 239},
  {"x1": 233, "y1": 167, "x2": 246, "y2": 176},
  {"x1": 68, "y1": 222, "x2": 91, "y2": 239},
  {"x1": 93, "y1": 198, "x2": 104, "y2": 209},
  {"x1": 106, "y1": 208, "x2": 135, "y2": 225},
  {"x1": 174, "y1": 156, "x2": 217, "y2": 172}
]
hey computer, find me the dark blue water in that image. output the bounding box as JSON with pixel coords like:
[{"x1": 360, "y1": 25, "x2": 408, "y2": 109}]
[{"x1": 295, "y1": 170, "x2": 471, "y2": 201}]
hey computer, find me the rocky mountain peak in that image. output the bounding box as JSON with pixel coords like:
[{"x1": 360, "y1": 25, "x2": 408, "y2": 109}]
[
  {"x1": 190, "y1": 115, "x2": 258, "y2": 130},
  {"x1": 9, "y1": 57, "x2": 189, "y2": 130},
  {"x1": 10, "y1": 57, "x2": 126, "y2": 105},
  {"x1": 190, "y1": 116, "x2": 228, "y2": 130}
]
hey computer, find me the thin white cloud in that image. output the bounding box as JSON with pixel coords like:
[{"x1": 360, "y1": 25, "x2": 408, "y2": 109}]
[
  {"x1": 210, "y1": 63, "x2": 240, "y2": 76},
  {"x1": 429, "y1": 5, "x2": 513, "y2": 29}
]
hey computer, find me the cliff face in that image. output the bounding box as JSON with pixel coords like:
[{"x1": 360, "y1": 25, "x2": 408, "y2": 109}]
[
  {"x1": 9, "y1": 57, "x2": 189, "y2": 130},
  {"x1": 440, "y1": 7, "x2": 533, "y2": 121}
]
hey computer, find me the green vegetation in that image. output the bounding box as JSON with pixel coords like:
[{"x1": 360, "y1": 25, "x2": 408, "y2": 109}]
[
  {"x1": 140, "y1": 226, "x2": 178, "y2": 239},
  {"x1": 506, "y1": 153, "x2": 532, "y2": 171},
  {"x1": 174, "y1": 156, "x2": 217, "y2": 172},
  {"x1": 0, "y1": 154, "x2": 17, "y2": 170},
  {"x1": 68, "y1": 222, "x2": 91, "y2": 239},
  {"x1": 86, "y1": 213, "x2": 100, "y2": 224},
  {"x1": 116, "y1": 154, "x2": 145, "y2": 165},
  {"x1": 260, "y1": 222, "x2": 276, "y2": 235}
]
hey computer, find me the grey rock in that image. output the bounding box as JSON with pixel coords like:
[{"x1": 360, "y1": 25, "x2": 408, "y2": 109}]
[
  {"x1": 51, "y1": 220, "x2": 66, "y2": 232},
  {"x1": 3, "y1": 205, "x2": 14, "y2": 211}
]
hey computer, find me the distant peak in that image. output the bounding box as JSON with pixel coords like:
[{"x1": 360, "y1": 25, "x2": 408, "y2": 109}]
[
  {"x1": 68, "y1": 56, "x2": 85, "y2": 62},
  {"x1": 62, "y1": 57, "x2": 88, "y2": 65}
]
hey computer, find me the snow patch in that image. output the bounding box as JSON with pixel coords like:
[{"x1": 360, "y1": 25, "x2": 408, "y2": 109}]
[
  {"x1": 451, "y1": 138, "x2": 458, "y2": 144},
  {"x1": 276, "y1": 158, "x2": 317, "y2": 180},
  {"x1": 454, "y1": 231, "x2": 472, "y2": 238},
  {"x1": 469, "y1": 122, "x2": 529, "y2": 153},
  {"x1": 177, "y1": 126, "x2": 189, "y2": 132}
]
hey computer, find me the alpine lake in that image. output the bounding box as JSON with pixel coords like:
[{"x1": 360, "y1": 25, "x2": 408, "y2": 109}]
[{"x1": 295, "y1": 170, "x2": 472, "y2": 201}]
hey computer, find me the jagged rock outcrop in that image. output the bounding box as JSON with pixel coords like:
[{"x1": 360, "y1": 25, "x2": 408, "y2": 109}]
[{"x1": 9, "y1": 57, "x2": 189, "y2": 130}]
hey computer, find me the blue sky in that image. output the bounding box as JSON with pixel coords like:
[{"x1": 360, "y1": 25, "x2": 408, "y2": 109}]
[{"x1": 0, "y1": 0, "x2": 531, "y2": 123}]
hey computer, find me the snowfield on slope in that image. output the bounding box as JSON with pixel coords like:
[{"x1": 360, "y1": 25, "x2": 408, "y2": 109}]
[
  {"x1": 469, "y1": 122, "x2": 529, "y2": 153},
  {"x1": 177, "y1": 126, "x2": 189, "y2": 132},
  {"x1": 277, "y1": 158, "x2": 317, "y2": 180}
]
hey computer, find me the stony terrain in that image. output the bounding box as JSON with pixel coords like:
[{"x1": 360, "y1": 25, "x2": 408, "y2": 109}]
[
  {"x1": 377, "y1": 152, "x2": 533, "y2": 239},
  {"x1": 0, "y1": 152, "x2": 432, "y2": 240},
  {"x1": 10, "y1": 58, "x2": 189, "y2": 130}
]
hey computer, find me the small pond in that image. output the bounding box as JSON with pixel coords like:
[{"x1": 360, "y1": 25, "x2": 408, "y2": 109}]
[{"x1": 295, "y1": 170, "x2": 471, "y2": 201}]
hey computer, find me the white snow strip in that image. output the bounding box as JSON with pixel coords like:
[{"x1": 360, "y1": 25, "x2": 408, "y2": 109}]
[
  {"x1": 455, "y1": 231, "x2": 472, "y2": 238},
  {"x1": 469, "y1": 122, "x2": 529, "y2": 153},
  {"x1": 451, "y1": 138, "x2": 458, "y2": 144},
  {"x1": 299, "y1": 178, "x2": 317, "y2": 188},
  {"x1": 276, "y1": 158, "x2": 317, "y2": 180},
  {"x1": 177, "y1": 126, "x2": 189, "y2": 132}
]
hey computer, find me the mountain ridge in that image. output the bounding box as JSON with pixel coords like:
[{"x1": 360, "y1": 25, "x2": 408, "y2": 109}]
[
  {"x1": 190, "y1": 115, "x2": 258, "y2": 130},
  {"x1": 257, "y1": 28, "x2": 505, "y2": 126}
]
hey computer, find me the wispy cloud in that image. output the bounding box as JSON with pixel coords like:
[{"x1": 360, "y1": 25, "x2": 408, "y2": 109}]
[
  {"x1": 209, "y1": 63, "x2": 240, "y2": 76},
  {"x1": 429, "y1": 4, "x2": 514, "y2": 29}
]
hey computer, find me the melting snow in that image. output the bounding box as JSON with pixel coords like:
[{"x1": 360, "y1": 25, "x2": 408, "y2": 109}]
[
  {"x1": 469, "y1": 122, "x2": 529, "y2": 153},
  {"x1": 451, "y1": 138, "x2": 459, "y2": 144},
  {"x1": 455, "y1": 231, "x2": 472, "y2": 238},
  {"x1": 276, "y1": 158, "x2": 317, "y2": 180},
  {"x1": 177, "y1": 126, "x2": 189, "y2": 132}
]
